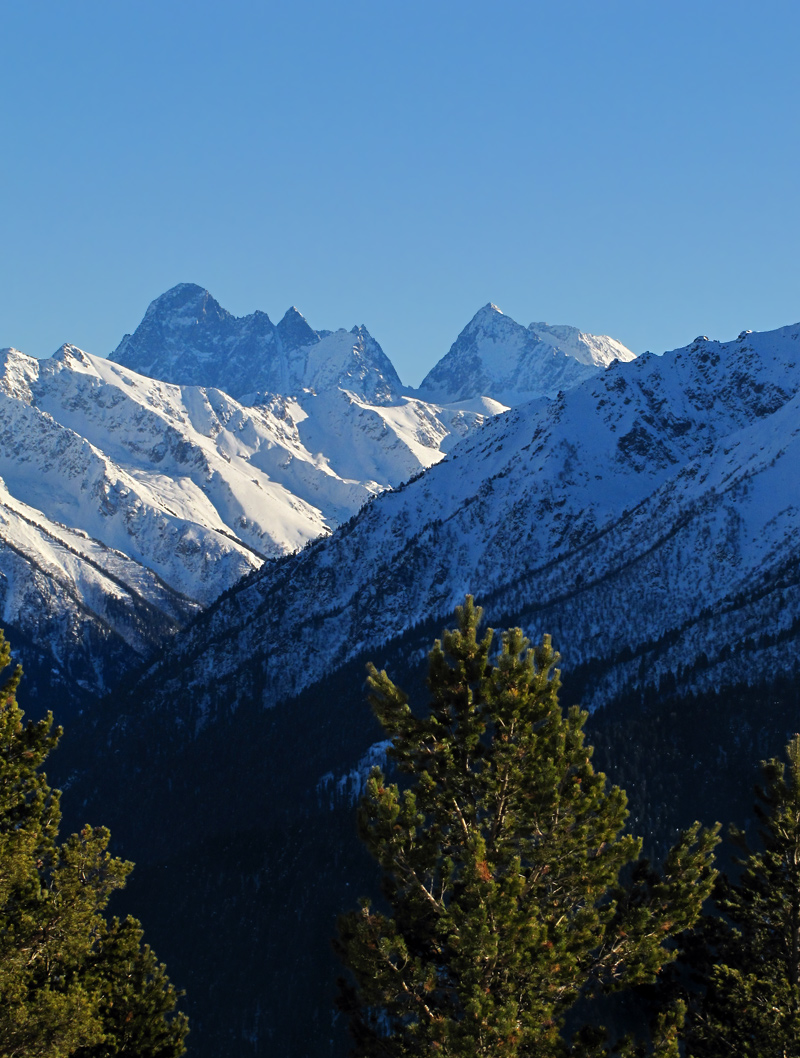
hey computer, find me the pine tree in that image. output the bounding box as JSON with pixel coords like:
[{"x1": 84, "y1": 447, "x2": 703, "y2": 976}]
[
  {"x1": 73, "y1": 916, "x2": 189, "y2": 1058},
  {"x1": 0, "y1": 630, "x2": 188, "y2": 1058},
  {"x1": 687, "y1": 734, "x2": 800, "y2": 1057},
  {"x1": 336, "y1": 598, "x2": 718, "y2": 1057}
]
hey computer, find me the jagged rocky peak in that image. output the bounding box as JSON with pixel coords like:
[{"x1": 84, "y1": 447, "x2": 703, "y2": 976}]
[
  {"x1": 109, "y1": 284, "x2": 403, "y2": 402},
  {"x1": 416, "y1": 302, "x2": 634, "y2": 406},
  {"x1": 0, "y1": 346, "x2": 33, "y2": 370},
  {"x1": 0, "y1": 346, "x2": 41, "y2": 401},
  {"x1": 469, "y1": 301, "x2": 504, "y2": 325},
  {"x1": 277, "y1": 306, "x2": 319, "y2": 350},
  {"x1": 51, "y1": 342, "x2": 95, "y2": 368},
  {"x1": 110, "y1": 282, "x2": 265, "y2": 391},
  {"x1": 143, "y1": 282, "x2": 231, "y2": 326},
  {"x1": 456, "y1": 303, "x2": 522, "y2": 345}
]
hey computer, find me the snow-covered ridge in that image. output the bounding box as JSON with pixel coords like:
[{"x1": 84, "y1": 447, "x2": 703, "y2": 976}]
[
  {"x1": 0, "y1": 472, "x2": 198, "y2": 700},
  {"x1": 128, "y1": 321, "x2": 800, "y2": 727},
  {"x1": 0, "y1": 338, "x2": 498, "y2": 700},
  {"x1": 1, "y1": 345, "x2": 309, "y2": 602},
  {"x1": 0, "y1": 344, "x2": 500, "y2": 604},
  {"x1": 529, "y1": 320, "x2": 635, "y2": 369}
]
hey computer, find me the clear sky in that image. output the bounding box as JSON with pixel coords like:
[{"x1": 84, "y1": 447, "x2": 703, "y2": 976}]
[{"x1": 2, "y1": 0, "x2": 799, "y2": 385}]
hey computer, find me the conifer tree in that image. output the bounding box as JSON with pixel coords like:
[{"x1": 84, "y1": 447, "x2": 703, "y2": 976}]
[
  {"x1": 336, "y1": 598, "x2": 718, "y2": 1057},
  {"x1": 0, "y1": 630, "x2": 188, "y2": 1058},
  {"x1": 687, "y1": 735, "x2": 800, "y2": 1057},
  {"x1": 72, "y1": 916, "x2": 189, "y2": 1058}
]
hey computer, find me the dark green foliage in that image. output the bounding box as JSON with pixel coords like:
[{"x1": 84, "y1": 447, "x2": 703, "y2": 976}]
[
  {"x1": 336, "y1": 598, "x2": 719, "y2": 1057},
  {"x1": 72, "y1": 916, "x2": 189, "y2": 1058},
  {"x1": 0, "y1": 630, "x2": 188, "y2": 1058},
  {"x1": 687, "y1": 735, "x2": 800, "y2": 1057}
]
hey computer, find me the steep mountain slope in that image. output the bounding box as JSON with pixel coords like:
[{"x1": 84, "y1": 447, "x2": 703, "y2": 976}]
[
  {"x1": 417, "y1": 303, "x2": 636, "y2": 404},
  {"x1": 529, "y1": 319, "x2": 636, "y2": 368},
  {"x1": 0, "y1": 340, "x2": 501, "y2": 587},
  {"x1": 0, "y1": 475, "x2": 197, "y2": 704},
  {"x1": 0, "y1": 344, "x2": 317, "y2": 601},
  {"x1": 123, "y1": 322, "x2": 800, "y2": 729}
]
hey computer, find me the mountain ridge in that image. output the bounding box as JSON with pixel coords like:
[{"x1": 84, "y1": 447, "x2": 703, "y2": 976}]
[
  {"x1": 60, "y1": 317, "x2": 800, "y2": 1058},
  {"x1": 39, "y1": 299, "x2": 800, "y2": 1058},
  {"x1": 0, "y1": 287, "x2": 635, "y2": 709},
  {"x1": 111, "y1": 284, "x2": 636, "y2": 405},
  {"x1": 112, "y1": 321, "x2": 800, "y2": 731},
  {"x1": 111, "y1": 283, "x2": 406, "y2": 404}
]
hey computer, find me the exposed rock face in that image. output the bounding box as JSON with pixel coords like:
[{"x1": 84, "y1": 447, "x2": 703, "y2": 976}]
[{"x1": 110, "y1": 283, "x2": 404, "y2": 404}]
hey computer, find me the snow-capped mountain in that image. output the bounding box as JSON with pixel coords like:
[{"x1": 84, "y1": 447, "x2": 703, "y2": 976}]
[
  {"x1": 110, "y1": 283, "x2": 404, "y2": 404},
  {"x1": 125, "y1": 322, "x2": 800, "y2": 728},
  {"x1": 416, "y1": 303, "x2": 636, "y2": 405},
  {"x1": 0, "y1": 286, "x2": 634, "y2": 706},
  {"x1": 0, "y1": 339, "x2": 499, "y2": 605},
  {"x1": 0, "y1": 473, "x2": 197, "y2": 702},
  {"x1": 1, "y1": 345, "x2": 299, "y2": 601},
  {"x1": 0, "y1": 340, "x2": 495, "y2": 700}
]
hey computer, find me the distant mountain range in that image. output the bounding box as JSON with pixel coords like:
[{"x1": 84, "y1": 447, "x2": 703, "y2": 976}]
[
  {"x1": 0, "y1": 285, "x2": 632, "y2": 706},
  {"x1": 110, "y1": 283, "x2": 633, "y2": 405}
]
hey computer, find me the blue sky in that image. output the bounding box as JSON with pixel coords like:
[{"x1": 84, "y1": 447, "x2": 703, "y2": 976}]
[{"x1": 2, "y1": 0, "x2": 799, "y2": 385}]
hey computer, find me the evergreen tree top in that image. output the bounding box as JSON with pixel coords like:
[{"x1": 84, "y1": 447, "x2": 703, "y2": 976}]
[{"x1": 338, "y1": 597, "x2": 719, "y2": 1057}]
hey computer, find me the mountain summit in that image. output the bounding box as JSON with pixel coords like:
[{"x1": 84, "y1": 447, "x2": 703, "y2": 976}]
[
  {"x1": 110, "y1": 284, "x2": 404, "y2": 404},
  {"x1": 417, "y1": 303, "x2": 635, "y2": 404},
  {"x1": 111, "y1": 285, "x2": 635, "y2": 408}
]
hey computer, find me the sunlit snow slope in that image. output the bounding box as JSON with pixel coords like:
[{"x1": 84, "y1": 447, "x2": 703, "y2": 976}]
[
  {"x1": 131, "y1": 323, "x2": 800, "y2": 726},
  {"x1": 0, "y1": 472, "x2": 197, "y2": 699},
  {"x1": 0, "y1": 285, "x2": 634, "y2": 704}
]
